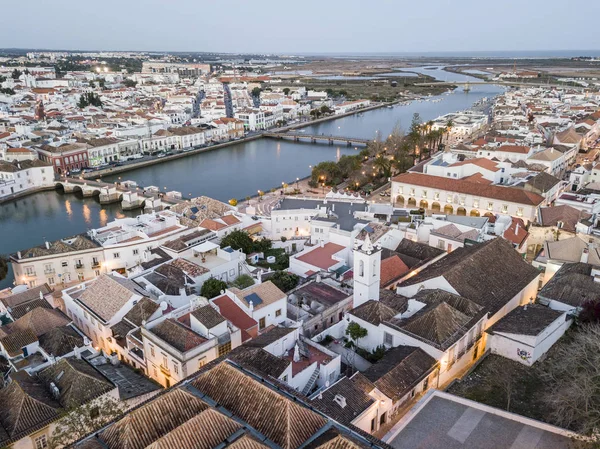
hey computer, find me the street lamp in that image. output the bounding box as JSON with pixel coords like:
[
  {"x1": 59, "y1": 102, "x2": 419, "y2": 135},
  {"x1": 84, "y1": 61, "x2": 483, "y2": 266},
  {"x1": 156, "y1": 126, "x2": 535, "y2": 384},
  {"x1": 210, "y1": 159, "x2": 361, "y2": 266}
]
[{"x1": 296, "y1": 177, "x2": 299, "y2": 189}]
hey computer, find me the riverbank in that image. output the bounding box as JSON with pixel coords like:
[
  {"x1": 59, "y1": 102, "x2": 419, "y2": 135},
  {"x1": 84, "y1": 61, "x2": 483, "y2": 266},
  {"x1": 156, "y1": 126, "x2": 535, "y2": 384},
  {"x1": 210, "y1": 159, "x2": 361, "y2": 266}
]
[
  {"x1": 84, "y1": 101, "x2": 395, "y2": 180},
  {"x1": 0, "y1": 185, "x2": 56, "y2": 205}
]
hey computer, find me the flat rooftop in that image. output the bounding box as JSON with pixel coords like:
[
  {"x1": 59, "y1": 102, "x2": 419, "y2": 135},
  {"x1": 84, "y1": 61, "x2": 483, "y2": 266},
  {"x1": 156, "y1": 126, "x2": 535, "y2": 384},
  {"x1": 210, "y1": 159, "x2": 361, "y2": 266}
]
[
  {"x1": 90, "y1": 356, "x2": 161, "y2": 400},
  {"x1": 387, "y1": 391, "x2": 573, "y2": 449}
]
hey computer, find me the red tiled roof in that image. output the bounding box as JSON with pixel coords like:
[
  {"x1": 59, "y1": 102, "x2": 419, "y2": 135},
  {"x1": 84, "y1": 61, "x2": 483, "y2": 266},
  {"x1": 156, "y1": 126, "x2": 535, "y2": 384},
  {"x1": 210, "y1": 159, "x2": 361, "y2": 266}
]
[
  {"x1": 295, "y1": 243, "x2": 345, "y2": 270},
  {"x1": 502, "y1": 218, "x2": 529, "y2": 248},
  {"x1": 200, "y1": 219, "x2": 227, "y2": 231},
  {"x1": 221, "y1": 215, "x2": 241, "y2": 226},
  {"x1": 380, "y1": 255, "x2": 410, "y2": 287},
  {"x1": 392, "y1": 172, "x2": 544, "y2": 206},
  {"x1": 495, "y1": 145, "x2": 530, "y2": 154},
  {"x1": 461, "y1": 173, "x2": 493, "y2": 185},
  {"x1": 450, "y1": 158, "x2": 500, "y2": 172},
  {"x1": 213, "y1": 295, "x2": 257, "y2": 335}
]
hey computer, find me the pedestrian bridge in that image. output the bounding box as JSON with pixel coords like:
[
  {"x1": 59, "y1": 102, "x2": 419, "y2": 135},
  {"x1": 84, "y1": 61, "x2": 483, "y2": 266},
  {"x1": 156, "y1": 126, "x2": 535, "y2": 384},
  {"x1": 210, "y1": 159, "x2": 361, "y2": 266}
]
[
  {"x1": 263, "y1": 132, "x2": 370, "y2": 146},
  {"x1": 55, "y1": 178, "x2": 185, "y2": 211}
]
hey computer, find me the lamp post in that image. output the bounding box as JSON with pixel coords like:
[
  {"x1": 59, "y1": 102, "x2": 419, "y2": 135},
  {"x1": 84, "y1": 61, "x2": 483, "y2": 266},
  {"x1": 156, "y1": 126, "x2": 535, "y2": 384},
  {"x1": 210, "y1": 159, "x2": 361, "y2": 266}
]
[{"x1": 296, "y1": 177, "x2": 299, "y2": 190}]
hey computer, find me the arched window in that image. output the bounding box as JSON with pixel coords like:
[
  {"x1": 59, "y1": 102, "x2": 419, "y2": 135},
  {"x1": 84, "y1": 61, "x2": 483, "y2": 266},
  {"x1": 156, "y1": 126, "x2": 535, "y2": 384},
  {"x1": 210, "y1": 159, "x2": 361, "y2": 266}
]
[
  {"x1": 359, "y1": 260, "x2": 364, "y2": 277},
  {"x1": 373, "y1": 260, "x2": 377, "y2": 277}
]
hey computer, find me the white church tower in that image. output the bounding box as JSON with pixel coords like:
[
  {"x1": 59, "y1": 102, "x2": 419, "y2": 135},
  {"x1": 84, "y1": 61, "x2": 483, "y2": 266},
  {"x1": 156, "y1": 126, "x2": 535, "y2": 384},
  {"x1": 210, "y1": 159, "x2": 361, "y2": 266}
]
[{"x1": 352, "y1": 234, "x2": 381, "y2": 308}]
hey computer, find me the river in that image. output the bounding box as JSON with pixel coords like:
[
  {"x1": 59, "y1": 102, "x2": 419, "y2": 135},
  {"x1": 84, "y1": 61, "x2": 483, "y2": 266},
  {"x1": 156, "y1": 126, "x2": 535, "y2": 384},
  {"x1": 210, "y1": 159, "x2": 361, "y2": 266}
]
[{"x1": 0, "y1": 67, "x2": 504, "y2": 289}]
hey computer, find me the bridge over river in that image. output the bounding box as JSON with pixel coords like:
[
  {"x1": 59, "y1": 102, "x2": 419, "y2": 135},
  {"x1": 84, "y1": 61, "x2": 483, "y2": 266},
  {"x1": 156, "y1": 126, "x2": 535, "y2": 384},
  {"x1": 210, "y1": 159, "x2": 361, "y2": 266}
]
[
  {"x1": 56, "y1": 177, "x2": 186, "y2": 211},
  {"x1": 263, "y1": 132, "x2": 371, "y2": 146}
]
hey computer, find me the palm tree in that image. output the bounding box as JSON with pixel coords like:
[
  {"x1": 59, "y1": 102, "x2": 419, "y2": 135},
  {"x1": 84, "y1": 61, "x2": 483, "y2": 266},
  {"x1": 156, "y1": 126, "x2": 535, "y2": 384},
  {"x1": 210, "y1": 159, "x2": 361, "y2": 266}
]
[{"x1": 373, "y1": 155, "x2": 392, "y2": 178}]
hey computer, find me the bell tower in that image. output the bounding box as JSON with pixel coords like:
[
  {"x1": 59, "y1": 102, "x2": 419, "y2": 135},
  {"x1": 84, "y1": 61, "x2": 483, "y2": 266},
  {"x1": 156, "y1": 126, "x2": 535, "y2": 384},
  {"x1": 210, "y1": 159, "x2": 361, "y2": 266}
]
[{"x1": 352, "y1": 234, "x2": 381, "y2": 309}]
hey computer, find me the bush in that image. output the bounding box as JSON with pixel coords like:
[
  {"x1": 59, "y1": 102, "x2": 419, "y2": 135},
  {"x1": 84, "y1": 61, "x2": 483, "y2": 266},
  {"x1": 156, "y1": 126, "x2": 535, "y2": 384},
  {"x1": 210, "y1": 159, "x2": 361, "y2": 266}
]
[
  {"x1": 269, "y1": 271, "x2": 299, "y2": 292},
  {"x1": 281, "y1": 236, "x2": 287, "y2": 242},
  {"x1": 200, "y1": 278, "x2": 228, "y2": 299},
  {"x1": 231, "y1": 274, "x2": 254, "y2": 289}
]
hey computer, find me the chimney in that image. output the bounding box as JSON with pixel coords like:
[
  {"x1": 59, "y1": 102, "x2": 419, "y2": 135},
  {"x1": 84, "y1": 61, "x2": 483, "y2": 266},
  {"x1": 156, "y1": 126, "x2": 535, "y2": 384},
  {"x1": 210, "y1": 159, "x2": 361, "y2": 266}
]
[
  {"x1": 334, "y1": 394, "x2": 347, "y2": 408},
  {"x1": 293, "y1": 343, "x2": 300, "y2": 362},
  {"x1": 50, "y1": 382, "x2": 60, "y2": 399},
  {"x1": 320, "y1": 240, "x2": 324, "y2": 248},
  {"x1": 515, "y1": 223, "x2": 519, "y2": 235},
  {"x1": 17, "y1": 251, "x2": 21, "y2": 259},
  {"x1": 316, "y1": 274, "x2": 322, "y2": 283},
  {"x1": 581, "y1": 247, "x2": 590, "y2": 264}
]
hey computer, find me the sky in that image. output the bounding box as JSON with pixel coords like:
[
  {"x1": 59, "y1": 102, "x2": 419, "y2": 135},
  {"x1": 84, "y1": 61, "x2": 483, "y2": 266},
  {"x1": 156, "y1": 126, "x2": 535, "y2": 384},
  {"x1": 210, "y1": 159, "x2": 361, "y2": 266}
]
[{"x1": 2, "y1": 0, "x2": 599, "y2": 55}]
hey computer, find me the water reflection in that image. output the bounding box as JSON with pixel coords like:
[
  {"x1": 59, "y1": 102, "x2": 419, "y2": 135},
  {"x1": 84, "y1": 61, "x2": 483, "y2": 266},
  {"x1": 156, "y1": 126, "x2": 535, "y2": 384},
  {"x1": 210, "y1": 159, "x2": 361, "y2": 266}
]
[
  {"x1": 0, "y1": 191, "x2": 134, "y2": 289},
  {"x1": 82, "y1": 204, "x2": 91, "y2": 224}
]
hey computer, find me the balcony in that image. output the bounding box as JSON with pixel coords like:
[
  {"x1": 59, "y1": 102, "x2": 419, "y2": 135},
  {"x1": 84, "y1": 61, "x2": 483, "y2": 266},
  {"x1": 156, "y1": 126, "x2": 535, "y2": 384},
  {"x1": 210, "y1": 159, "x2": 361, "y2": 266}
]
[
  {"x1": 75, "y1": 263, "x2": 85, "y2": 270},
  {"x1": 24, "y1": 272, "x2": 37, "y2": 278},
  {"x1": 160, "y1": 365, "x2": 171, "y2": 376},
  {"x1": 92, "y1": 261, "x2": 101, "y2": 268}
]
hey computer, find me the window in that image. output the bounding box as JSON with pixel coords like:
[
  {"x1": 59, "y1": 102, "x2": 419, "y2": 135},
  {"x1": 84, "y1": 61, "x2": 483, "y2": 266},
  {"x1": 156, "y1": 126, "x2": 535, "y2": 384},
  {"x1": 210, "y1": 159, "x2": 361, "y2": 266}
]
[
  {"x1": 437, "y1": 240, "x2": 446, "y2": 250},
  {"x1": 173, "y1": 363, "x2": 179, "y2": 375},
  {"x1": 473, "y1": 199, "x2": 479, "y2": 208},
  {"x1": 133, "y1": 249, "x2": 139, "y2": 255},
  {"x1": 25, "y1": 266, "x2": 35, "y2": 276},
  {"x1": 384, "y1": 332, "x2": 393, "y2": 346},
  {"x1": 501, "y1": 204, "x2": 508, "y2": 214},
  {"x1": 153, "y1": 366, "x2": 158, "y2": 377},
  {"x1": 150, "y1": 345, "x2": 155, "y2": 357},
  {"x1": 371, "y1": 418, "x2": 376, "y2": 432},
  {"x1": 198, "y1": 358, "x2": 206, "y2": 369},
  {"x1": 113, "y1": 252, "x2": 120, "y2": 259},
  {"x1": 517, "y1": 207, "x2": 524, "y2": 217},
  {"x1": 411, "y1": 389, "x2": 416, "y2": 398},
  {"x1": 423, "y1": 376, "x2": 429, "y2": 391},
  {"x1": 275, "y1": 309, "x2": 282, "y2": 317},
  {"x1": 229, "y1": 269, "x2": 235, "y2": 276},
  {"x1": 62, "y1": 261, "x2": 68, "y2": 267},
  {"x1": 259, "y1": 317, "x2": 266, "y2": 330},
  {"x1": 487, "y1": 202, "x2": 494, "y2": 211},
  {"x1": 282, "y1": 374, "x2": 288, "y2": 382},
  {"x1": 422, "y1": 190, "x2": 427, "y2": 198},
  {"x1": 83, "y1": 311, "x2": 89, "y2": 320},
  {"x1": 218, "y1": 341, "x2": 232, "y2": 357},
  {"x1": 48, "y1": 277, "x2": 54, "y2": 285},
  {"x1": 34, "y1": 434, "x2": 48, "y2": 449}
]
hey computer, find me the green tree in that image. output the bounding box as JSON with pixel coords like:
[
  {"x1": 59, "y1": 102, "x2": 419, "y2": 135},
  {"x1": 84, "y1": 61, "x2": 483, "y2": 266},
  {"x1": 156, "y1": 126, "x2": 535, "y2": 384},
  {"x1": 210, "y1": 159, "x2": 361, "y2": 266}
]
[
  {"x1": 252, "y1": 237, "x2": 272, "y2": 253},
  {"x1": 373, "y1": 155, "x2": 392, "y2": 178},
  {"x1": 78, "y1": 94, "x2": 88, "y2": 109},
  {"x1": 345, "y1": 321, "x2": 368, "y2": 349},
  {"x1": 251, "y1": 87, "x2": 262, "y2": 97},
  {"x1": 269, "y1": 271, "x2": 299, "y2": 293},
  {"x1": 220, "y1": 230, "x2": 254, "y2": 254},
  {"x1": 48, "y1": 397, "x2": 125, "y2": 448},
  {"x1": 200, "y1": 277, "x2": 228, "y2": 299},
  {"x1": 11, "y1": 69, "x2": 22, "y2": 80},
  {"x1": 283, "y1": 87, "x2": 290, "y2": 95},
  {"x1": 337, "y1": 155, "x2": 362, "y2": 179},
  {"x1": 320, "y1": 105, "x2": 333, "y2": 115},
  {"x1": 310, "y1": 161, "x2": 342, "y2": 187},
  {"x1": 123, "y1": 79, "x2": 137, "y2": 88},
  {"x1": 231, "y1": 274, "x2": 255, "y2": 289}
]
